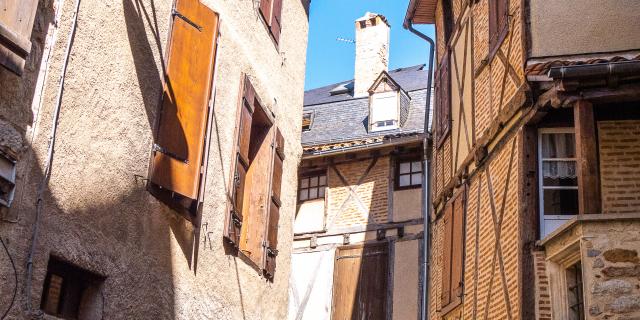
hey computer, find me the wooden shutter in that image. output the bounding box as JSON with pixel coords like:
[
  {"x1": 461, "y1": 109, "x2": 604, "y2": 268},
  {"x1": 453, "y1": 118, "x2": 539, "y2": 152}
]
[
  {"x1": 260, "y1": 0, "x2": 273, "y2": 23},
  {"x1": 0, "y1": 0, "x2": 39, "y2": 75},
  {"x1": 436, "y1": 53, "x2": 451, "y2": 146},
  {"x1": 264, "y1": 128, "x2": 284, "y2": 279},
  {"x1": 270, "y1": 0, "x2": 283, "y2": 44},
  {"x1": 451, "y1": 191, "x2": 465, "y2": 299},
  {"x1": 149, "y1": 1, "x2": 218, "y2": 201},
  {"x1": 489, "y1": 0, "x2": 508, "y2": 49},
  {"x1": 227, "y1": 77, "x2": 255, "y2": 246},
  {"x1": 441, "y1": 203, "x2": 454, "y2": 306}
]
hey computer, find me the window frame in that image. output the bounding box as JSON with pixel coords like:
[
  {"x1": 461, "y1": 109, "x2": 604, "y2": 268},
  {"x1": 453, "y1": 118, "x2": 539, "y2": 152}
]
[
  {"x1": 302, "y1": 112, "x2": 313, "y2": 132},
  {"x1": 394, "y1": 158, "x2": 423, "y2": 190},
  {"x1": 538, "y1": 127, "x2": 578, "y2": 238},
  {"x1": 298, "y1": 170, "x2": 327, "y2": 203},
  {"x1": 369, "y1": 90, "x2": 400, "y2": 132}
]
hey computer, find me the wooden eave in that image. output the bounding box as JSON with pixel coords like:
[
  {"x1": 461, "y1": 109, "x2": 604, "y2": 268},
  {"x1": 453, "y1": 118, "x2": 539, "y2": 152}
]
[{"x1": 404, "y1": 0, "x2": 437, "y2": 26}]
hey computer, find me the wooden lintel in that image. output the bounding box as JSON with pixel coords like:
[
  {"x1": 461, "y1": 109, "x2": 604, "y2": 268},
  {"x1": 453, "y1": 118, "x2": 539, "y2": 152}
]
[{"x1": 573, "y1": 100, "x2": 601, "y2": 215}]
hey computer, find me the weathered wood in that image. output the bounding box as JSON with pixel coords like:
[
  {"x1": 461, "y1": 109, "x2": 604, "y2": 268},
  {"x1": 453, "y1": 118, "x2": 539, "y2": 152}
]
[
  {"x1": 574, "y1": 99, "x2": 601, "y2": 215},
  {"x1": 0, "y1": 0, "x2": 39, "y2": 75}
]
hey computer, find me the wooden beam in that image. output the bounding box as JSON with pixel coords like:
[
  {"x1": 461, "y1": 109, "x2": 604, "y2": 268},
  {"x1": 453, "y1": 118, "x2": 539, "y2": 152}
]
[{"x1": 573, "y1": 100, "x2": 601, "y2": 214}]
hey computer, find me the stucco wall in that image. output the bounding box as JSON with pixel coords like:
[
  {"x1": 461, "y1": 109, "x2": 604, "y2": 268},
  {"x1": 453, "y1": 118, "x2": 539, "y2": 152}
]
[
  {"x1": 392, "y1": 239, "x2": 420, "y2": 320},
  {"x1": 529, "y1": 0, "x2": 640, "y2": 58},
  {"x1": 392, "y1": 188, "x2": 422, "y2": 222},
  {"x1": 0, "y1": 0, "x2": 308, "y2": 319}
]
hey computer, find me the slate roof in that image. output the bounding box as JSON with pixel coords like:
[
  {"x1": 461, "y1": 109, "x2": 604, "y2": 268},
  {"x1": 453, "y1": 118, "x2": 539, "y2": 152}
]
[{"x1": 302, "y1": 64, "x2": 432, "y2": 149}]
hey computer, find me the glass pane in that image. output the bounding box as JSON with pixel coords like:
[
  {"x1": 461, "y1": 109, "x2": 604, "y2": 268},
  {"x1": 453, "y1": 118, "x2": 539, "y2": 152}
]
[
  {"x1": 319, "y1": 175, "x2": 327, "y2": 186},
  {"x1": 543, "y1": 189, "x2": 578, "y2": 215},
  {"x1": 309, "y1": 188, "x2": 318, "y2": 199},
  {"x1": 411, "y1": 173, "x2": 422, "y2": 185},
  {"x1": 542, "y1": 161, "x2": 577, "y2": 186},
  {"x1": 399, "y1": 174, "x2": 411, "y2": 187},
  {"x1": 318, "y1": 187, "x2": 325, "y2": 197},
  {"x1": 299, "y1": 189, "x2": 308, "y2": 201},
  {"x1": 400, "y1": 162, "x2": 410, "y2": 174},
  {"x1": 310, "y1": 176, "x2": 318, "y2": 187},
  {"x1": 300, "y1": 178, "x2": 309, "y2": 188},
  {"x1": 411, "y1": 161, "x2": 422, "y2": 172},
  {"x1": 541, "y1": 133, "x2": 575, "y2": 158}
]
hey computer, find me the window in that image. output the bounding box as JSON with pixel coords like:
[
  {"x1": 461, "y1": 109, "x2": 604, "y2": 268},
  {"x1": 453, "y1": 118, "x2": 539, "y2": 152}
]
[
  {"x1": 566, "y1": 262, "x2": 585, "y2": 320},
  {"x1": 370, "y1": 91, "x2": 399, "y2": 132},
  {"x1": 0, "y1": 0, "x2": 39, "y2": 75},
  {"x1": 489, "y1": 0, "x2": 509, "y2": 57},
  {"x1": 0, "y1": 153, "x2": 17, "y2": 207},
  {"x1": 435, "y1": 53, "x2": 451, "y2": 147},
  {"x1": 147, "y1": 2, "x2": 219, "y2": 218},
  {"x1": 302, "y1": 112, "x2": 313, "y2": 131},
  {"x1": 226, "y1": 75, "x2": 284, "y2": 280},
  {"x1": 440, "y1": 189, "x2": 465, "y2": 311},
  {"x1": 298, "y1": 173, "x2": 326, "y2": 202},
  {"x1": 396, "y1": 159, "x2": 422, "y2": 189},
  {"x1": 259, "y1": 0, "x2": 283, "y2": 45},
  {"x1": 538, "y1": 128, "x2": 578, "y2": 238},
  {"x1": 41, "y1": 257, "x2": 105, "y2": 320}
]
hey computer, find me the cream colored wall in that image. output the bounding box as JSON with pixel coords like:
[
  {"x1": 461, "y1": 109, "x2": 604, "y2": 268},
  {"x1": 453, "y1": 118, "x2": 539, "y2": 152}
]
[
  {"x1": 530, "y1": 0, "x2": 640, "y2": 57},
  {"x1": 392, "y1": 188, "x2": 422, "y2": 222},
  {"x1": 294, "y1": 199, "x2": 326, "y2": 234},
  {"x1": 392, "y1": 239, "x2": 420, "y2": 320}
]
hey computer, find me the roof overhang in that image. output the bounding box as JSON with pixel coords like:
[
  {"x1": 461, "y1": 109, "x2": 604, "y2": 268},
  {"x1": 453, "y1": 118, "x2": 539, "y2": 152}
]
[{"x1": 404, "y1": 0, "x2": 437, "y2": 27}]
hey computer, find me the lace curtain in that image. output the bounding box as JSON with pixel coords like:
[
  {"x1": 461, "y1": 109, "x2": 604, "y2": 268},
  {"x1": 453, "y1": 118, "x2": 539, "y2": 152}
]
[{"x1": 541, "y1": 132, "x2": 577, "y2": 179}]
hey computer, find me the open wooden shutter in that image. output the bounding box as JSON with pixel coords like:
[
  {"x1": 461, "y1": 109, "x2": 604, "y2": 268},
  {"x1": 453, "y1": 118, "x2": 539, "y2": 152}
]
[
  {"x1": 149, "y1": 1, "x2": 218, "y2": 204},
  {"x1": 270, "y1": 0, "x2": 283, "y2": 44},
  {"x1": 440, "y1": 203, "x2": 453, "y2": 306},
  {"x1": 0, "y1": 0, "x2": 39, "y2": 75},
  {"x1": 436, "y1": 53, "x2": 451, "y2": 146},
  {"x1": 227, "y1": 77, "x2": 255, "y2": 246},
  {"x1": 489, "y1": 0, "x2": 508, "y2": 49},
  {"x1": 265, "y1": 128, "x2": 284, "y2": 279},
  {"x1": 451, "y1": 190, "x2": 465, "y2": 299},
  {"x1": 260, "y1": 0, "x2": 273, "y2": 23}
]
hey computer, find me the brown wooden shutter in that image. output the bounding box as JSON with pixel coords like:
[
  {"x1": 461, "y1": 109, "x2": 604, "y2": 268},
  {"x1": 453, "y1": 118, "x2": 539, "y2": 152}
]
[
  {"x1": 227, "y1": 77, "x2": 255, "y2": 246},
  {"x1": 260, "y1": 0, "x2": 273, "y2": 23},
  {"x1": 0, "y1": 0, "x2": 39, "y2": 75},
  {"x1": 451, "y1": 191, "x2": 465, "y2": 299},
  {"x1": 149, "y1": 1, "x2": 218, "y2": 202},
  {"x1": 440, "y1": 203, "x2": 453, "y2": 306},
  {"x1": 270, "y1": 0, "x2": 283, "y2": 44},
  {"x1": 436, "y1": 53, "x2": 451, "y2": 147},
  {"x1": 489, "y1": 0, "x2": 508, "y2": 49},
  {"x1": 264, "y1": 128, "x2": 284, "y2": 279}
]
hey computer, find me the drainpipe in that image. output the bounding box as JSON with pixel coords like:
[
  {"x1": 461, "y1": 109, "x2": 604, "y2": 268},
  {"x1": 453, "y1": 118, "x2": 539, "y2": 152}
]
[{"x1": 405, "y1": 20, "x2": 434, "y2": 320}]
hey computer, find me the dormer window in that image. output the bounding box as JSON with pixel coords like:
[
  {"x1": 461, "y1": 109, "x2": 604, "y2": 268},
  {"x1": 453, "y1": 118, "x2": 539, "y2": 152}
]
[
  {"x1": 370, "y1": 91, "x2": 399, "y2": 132},
  {"x1": 302, "y1": 112, "x2": 313, "y2": 131}
]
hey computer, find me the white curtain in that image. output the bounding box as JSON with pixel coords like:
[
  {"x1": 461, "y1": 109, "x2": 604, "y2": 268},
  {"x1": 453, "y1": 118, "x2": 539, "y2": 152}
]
[{"x1": 542, "y1": 161, "x2": 576, "y2": 179}]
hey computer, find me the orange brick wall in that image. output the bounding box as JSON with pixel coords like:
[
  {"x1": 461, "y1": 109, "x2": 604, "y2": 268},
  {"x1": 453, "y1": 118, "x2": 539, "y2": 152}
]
[
  {"x1": 325, "y1": 156, "x2": 389, "y2": 229},
  {"x1": 598, "y1": 120, "x2": 640, "y2": 214}
]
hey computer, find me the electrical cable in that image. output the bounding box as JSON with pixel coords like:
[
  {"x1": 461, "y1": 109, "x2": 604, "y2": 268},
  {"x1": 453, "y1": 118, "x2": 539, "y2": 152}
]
[
  {"x1": 0, "y1": 236, "x2": 17, "y2": 319},
  {"x1": 25, "y1": 0, "x2": 82, "y2": 314}
]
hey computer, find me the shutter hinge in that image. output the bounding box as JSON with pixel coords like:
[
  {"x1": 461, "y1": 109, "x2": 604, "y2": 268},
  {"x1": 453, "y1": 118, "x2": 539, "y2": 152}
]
[
  {"x1": 172, "y1": 8, "x2": 203, "y2": 32},
  {"x1": 153, "y1": 144, "x2": 189, "y2": 164}
]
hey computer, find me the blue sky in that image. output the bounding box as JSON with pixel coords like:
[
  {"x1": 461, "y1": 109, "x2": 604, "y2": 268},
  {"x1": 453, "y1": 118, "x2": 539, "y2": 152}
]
[{"x1": 304, "y1": 0, "x2": 435, "y2": 91}]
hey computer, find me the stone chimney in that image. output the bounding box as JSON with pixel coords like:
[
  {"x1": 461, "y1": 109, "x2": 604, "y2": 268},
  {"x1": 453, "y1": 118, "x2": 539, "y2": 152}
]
[{"x1": 354, "y1": 12, "x2": 390, "y2": 97}]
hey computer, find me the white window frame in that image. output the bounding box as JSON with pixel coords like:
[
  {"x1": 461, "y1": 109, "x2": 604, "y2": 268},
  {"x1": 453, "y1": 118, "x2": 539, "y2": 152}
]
[
  {"x1": 370, "y1": 91, "x2": 399, "y2": 132},
  {"x1": 538, "y1": 127, "x2": 578, "y2": 238}
]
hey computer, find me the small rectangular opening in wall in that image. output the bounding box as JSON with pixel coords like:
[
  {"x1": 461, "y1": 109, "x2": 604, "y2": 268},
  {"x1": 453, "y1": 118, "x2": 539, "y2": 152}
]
[
  {"x1": 566, "y1": 261, "x2": 584, "y2": 320},
  {"x1": 41, "y1": 256, "x2": 105, "y2": 320},
  {"x1": 0, "y1": 152, "x2": 17, "y2": 207}
]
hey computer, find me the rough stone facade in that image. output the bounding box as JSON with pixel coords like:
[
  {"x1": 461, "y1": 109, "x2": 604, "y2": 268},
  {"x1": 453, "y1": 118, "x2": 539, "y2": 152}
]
[{"x1": 0, "y1": 0, "x2": 309, "y2": 319}]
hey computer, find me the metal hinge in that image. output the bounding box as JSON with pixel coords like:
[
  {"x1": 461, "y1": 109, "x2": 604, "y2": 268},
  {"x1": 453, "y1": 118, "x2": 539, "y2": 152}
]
[
  {"x1": 172, "y1": 8, "x2": 203, "y2": 31},
  {"x1": 153, "y1": 144, "x2": 189, "y2": 164}
]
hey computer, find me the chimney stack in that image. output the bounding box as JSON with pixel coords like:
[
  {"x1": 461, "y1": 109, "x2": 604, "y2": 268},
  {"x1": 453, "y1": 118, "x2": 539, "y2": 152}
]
[{"x1": 354, "y1": 12, "x2": 390, "y2": 97}]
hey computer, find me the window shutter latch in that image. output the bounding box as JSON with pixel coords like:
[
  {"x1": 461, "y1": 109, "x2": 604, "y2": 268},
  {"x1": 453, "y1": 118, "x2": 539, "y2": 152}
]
[
  {"x1": 153, "y1": 143, "x2": 189, "y2": 164},
  {"x1": 172, "y1": 8, "x2": 203, "y2": 32}
]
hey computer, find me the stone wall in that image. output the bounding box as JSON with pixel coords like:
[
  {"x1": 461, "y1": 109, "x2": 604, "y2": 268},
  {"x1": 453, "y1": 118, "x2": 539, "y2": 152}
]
[
  {"x1": 0, "y1": 0, "x2": 309, "y2": 319},
  {"x1": 598, "y1": 120, "x2": 640, "y2": 214}
]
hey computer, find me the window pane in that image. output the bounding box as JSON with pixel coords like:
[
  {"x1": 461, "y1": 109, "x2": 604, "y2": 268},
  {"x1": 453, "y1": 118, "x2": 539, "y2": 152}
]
[
  {"x1": 310, "y1": 177, "x2": 318, "y2": 187},
  {"x1": 411, "y1": 173, "x2": 422, "y2": 185},
  {"x1": 411, "y1": 161, "x2": 422, "y2": 172},
  {"x1": 301, "y1": 178, "x2": 309, "y2": 188},
  {"x1": 318, "y1": 187, "x2": 325, "y2": 197},
  {"x1": 400, "y1": 162, "x2": 410, "y2": 174},
  {"x1": 543, "y1": 189, "x2": 578, "y2": 215},
  {"x1": 542, "y1": 161, "x2": 577, "y2": 186},
  {"x1": 541, "y1": 132, "x2": 575, "y2": 158},
  {"x1": 309, "y1": 188, "x2": 318, "y2": 199},
  {"x1": 299, "y1": 189, "x2": 308, "y2": 201},
  {"x1": 319, "y1": 175, "x2": 326, "y2": 186},
  {"x1": 399, "y1": 174, "x2": 411, "y2": 187}
]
